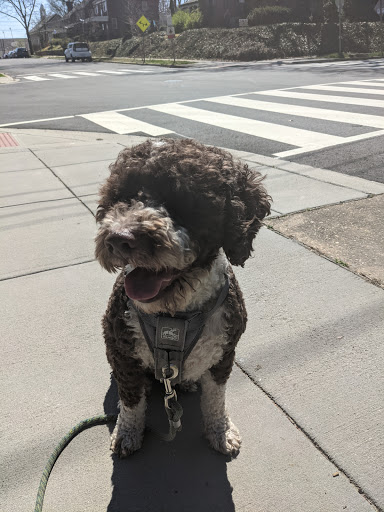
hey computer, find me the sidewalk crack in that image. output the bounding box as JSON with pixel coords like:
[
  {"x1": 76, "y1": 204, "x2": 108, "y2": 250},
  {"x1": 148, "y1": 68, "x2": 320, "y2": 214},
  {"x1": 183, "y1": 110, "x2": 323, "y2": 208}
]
[
  {"x1": 235, "y1": 360, "x2": 382, "y2": 512},
  {"x1": 28, "y1": 149, "x2": 96, "y2": 218}
]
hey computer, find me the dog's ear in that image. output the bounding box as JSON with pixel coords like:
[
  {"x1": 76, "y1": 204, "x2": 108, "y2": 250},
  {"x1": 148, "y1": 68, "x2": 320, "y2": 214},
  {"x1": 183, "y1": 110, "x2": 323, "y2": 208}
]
[{"x1": 223, "y1": 166, "x2": 271, "y2": 267}]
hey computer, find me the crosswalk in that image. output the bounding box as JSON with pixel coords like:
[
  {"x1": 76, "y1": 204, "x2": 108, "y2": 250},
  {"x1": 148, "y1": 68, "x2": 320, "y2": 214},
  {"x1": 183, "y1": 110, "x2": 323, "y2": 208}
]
[
  {"x1": 74, "y1": 77, "x2": 384, "y2": 157},
  {"x1": 16, "y1": 68, "x2": 161, "y2": 82},
  {"x1": 2, "y1": 77, "x2": 384, "y2": 158}
]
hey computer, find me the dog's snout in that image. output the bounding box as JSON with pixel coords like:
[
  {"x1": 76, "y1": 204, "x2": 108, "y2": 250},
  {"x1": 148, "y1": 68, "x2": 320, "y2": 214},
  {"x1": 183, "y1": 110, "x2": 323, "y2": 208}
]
[
  {"x1": 105, "y1": 231, "x2": 153, "y2": 258},
  {"x1": 105, "y1": 232, "x2": 138, "y2": 256}
]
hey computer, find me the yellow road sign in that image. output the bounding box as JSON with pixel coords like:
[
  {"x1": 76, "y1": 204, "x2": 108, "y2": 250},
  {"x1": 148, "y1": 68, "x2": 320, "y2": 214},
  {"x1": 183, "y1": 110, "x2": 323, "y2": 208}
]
[{"x1": 137, "y1": 15, "x2": 150, "y2": 32}]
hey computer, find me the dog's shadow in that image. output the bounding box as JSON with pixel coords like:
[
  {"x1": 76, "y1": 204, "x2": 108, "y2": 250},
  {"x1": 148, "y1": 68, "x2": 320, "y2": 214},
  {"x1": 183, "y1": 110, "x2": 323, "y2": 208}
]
[{"x1": 104, "y1": 376, "x2": 235, "y2": 512}]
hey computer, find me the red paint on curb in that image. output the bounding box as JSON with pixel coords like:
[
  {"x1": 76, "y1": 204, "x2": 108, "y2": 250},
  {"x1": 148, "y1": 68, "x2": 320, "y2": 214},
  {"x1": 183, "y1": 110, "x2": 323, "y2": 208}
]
[{"x1": 0, "y1": 133, "x2": 19, "y2": 147}]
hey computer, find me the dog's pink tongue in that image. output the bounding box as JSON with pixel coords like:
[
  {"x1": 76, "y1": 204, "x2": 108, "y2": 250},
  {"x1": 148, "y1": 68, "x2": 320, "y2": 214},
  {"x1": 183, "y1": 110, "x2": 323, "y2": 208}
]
[{"x1": 124, "y1": 268, "x2": 173, "y2": 301}]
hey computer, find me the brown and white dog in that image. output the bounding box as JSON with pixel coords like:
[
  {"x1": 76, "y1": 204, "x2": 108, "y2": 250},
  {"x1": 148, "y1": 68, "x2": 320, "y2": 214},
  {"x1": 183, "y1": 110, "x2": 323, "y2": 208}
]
[{"x1": 95, "y1": 139, "x2": 271, "y2": 458}]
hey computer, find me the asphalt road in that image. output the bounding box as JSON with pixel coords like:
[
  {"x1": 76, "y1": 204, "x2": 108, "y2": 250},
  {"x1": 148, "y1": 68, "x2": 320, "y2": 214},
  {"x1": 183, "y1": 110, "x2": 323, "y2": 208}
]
[{"x1": 1, "y1": 57, "x2": 384, "y2": 182}]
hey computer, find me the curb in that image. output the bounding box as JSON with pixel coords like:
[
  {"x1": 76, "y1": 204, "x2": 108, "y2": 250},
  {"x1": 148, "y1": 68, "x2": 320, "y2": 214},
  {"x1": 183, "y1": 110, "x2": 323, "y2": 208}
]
[{"x1": 0, "y1": 74, "x2": 16, "y2": 84}]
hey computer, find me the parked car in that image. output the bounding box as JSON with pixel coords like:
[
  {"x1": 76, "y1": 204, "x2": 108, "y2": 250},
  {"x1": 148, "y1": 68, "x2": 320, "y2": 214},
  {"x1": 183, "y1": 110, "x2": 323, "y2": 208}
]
[
  {"x1": 14, "y1": 47, "x2": 30, "y2": 58},
  {"x1": 64, "y1": 42, "x2": 92, "y2": 62}
]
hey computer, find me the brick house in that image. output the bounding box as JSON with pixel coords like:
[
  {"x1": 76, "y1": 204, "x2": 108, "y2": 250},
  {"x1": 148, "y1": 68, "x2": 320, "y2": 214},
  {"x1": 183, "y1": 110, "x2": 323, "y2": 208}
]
[
  {"x1": 60, "y1": 0, "x2": 159, "y2": 40},
  {"x1": 30, "y1": 14, "x2": 62, "y2": 50},
  {"x1": 199, "y1": 0, "x2": 243, "y2": 27}
]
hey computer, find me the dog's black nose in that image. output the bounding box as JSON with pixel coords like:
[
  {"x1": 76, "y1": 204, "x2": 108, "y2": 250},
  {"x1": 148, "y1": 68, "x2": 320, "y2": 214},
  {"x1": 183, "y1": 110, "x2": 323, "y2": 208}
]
[
  {"x1": 105, "y1": 232, "x2": 138, "y2": 257},
  {"x1": 105, "y1": 231, "x2": 153, "y2": 258}
]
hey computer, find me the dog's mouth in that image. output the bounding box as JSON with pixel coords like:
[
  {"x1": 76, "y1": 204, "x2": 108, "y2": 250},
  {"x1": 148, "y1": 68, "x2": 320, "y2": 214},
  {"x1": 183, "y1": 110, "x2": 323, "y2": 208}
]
[{"x1": 124, "y1": 267, "x2": 178, "y2": 303}]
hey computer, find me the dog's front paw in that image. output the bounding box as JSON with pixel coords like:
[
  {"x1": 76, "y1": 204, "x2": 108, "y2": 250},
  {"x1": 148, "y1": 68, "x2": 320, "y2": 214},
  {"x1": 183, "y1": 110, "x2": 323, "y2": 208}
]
[
  {"x1": 204, "y1": 417, "x2": 241, "y2": 457},
  {"x1": 110, "y1": 423, "x2": 143, "y2": 458}
]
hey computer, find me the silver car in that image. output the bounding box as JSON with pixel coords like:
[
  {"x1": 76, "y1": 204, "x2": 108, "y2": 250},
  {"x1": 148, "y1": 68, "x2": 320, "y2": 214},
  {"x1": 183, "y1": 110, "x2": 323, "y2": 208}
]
[{"x1": 64, "y1": 42, "x2": 92, "y2": 62}]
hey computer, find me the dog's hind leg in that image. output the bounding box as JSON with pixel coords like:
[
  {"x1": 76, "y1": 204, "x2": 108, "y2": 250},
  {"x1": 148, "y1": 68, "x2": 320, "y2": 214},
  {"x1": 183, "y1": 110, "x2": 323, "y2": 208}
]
[{"x1": 200, "y1": 370, "x2": 241, "y2": 457}]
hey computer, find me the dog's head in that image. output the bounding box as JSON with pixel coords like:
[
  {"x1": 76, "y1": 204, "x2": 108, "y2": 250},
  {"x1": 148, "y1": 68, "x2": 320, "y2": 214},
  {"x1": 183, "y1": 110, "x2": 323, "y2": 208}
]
[{"x1": 95, "y1": 139, "x2": 271, "y2": 312}]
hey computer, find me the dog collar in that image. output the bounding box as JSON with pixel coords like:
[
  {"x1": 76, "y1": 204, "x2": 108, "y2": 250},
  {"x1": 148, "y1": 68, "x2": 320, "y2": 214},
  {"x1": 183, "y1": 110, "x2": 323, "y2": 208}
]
[{"x1": 127, "y1": 273, "x2": 229, "y2": 383}]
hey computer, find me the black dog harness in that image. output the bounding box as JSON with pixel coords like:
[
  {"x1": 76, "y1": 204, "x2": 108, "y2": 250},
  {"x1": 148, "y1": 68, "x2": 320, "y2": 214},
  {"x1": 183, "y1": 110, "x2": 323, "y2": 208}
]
[{"x1": 129, "y1": 273, "x2": 229, "y2": 384}]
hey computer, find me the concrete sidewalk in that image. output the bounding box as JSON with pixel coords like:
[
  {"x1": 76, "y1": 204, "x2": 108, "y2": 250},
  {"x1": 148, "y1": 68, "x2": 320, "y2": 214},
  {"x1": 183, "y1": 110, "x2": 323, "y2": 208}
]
[{"x1": 1, "y1": 128, "x2": 383, "y2": 512}]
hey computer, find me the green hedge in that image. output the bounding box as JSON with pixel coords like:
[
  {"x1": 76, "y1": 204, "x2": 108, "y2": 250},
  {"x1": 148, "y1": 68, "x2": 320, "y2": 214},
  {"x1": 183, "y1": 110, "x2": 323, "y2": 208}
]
[
  {"x1": 172, "y1": 9, "x2": 203, "y2": 33},
  {"x1": 50, "y1": 37, "x2": 69, "y2": 50},
  {"x1": 247, "y1": 6, "x2": 292, "y2": 26}
]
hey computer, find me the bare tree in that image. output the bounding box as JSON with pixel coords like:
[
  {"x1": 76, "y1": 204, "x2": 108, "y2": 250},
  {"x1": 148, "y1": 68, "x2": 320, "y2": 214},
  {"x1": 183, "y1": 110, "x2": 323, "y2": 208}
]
[
  {"x1": 47, "y1": 0, "x2": 69, "y2": 17},
  {"x1": 0, "y1": 0, "x2": 38, "y2": 53}
]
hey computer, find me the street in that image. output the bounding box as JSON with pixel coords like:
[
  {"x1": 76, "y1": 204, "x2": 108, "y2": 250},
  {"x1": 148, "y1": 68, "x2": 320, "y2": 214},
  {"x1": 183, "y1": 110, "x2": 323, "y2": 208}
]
[{"x1": 1, "y1": 57, "x2": 384, "y2": 182}]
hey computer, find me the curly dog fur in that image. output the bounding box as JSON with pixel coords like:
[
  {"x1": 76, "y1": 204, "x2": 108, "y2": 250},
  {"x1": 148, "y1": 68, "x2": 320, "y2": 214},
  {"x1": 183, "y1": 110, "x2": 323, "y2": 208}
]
[{"x1": 95, "y1": 138, "x2": 271, "y2": 457}]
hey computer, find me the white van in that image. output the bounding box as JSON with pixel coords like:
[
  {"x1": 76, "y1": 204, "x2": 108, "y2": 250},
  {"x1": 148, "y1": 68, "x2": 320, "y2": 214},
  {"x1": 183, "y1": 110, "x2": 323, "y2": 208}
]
[{"x1": 64, "y1": 42, "x2": 92, "y2": 62}]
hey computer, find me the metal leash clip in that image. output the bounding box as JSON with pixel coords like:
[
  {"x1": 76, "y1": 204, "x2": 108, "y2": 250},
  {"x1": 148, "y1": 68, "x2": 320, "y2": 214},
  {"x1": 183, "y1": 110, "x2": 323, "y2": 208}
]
[{"x1": 161, "y1": 364, "x2": 178, "y2": 409}]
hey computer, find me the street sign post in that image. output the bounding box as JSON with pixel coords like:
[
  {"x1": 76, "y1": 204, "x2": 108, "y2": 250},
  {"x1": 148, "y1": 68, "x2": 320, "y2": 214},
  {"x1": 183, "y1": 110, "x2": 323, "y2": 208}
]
[
  {"x1": 166, "y1": 26, "x2": 175, "y2": 39},
  {"x1": 166, "y1": 26, "x2": 176, "y2": 64},
  {"x1": 136, "y1": 15, "x2": 150, "y2": 64},
  {"x1": 375, "y1": 1, "x2": 383, "y2": 56}
]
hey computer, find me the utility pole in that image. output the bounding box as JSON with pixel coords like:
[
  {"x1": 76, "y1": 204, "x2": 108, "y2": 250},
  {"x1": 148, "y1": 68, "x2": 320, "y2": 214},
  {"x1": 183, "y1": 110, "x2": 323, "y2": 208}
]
[
  {"x1": 9, "y1": 27, "x2": 14, "y2": 41},
  {"x1": 380, "y1": 0, "x2": 383, "y2": 57}
]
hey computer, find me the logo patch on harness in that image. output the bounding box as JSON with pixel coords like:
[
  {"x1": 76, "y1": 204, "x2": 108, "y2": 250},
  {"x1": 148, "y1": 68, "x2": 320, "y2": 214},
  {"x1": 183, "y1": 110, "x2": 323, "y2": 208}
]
[{"x1": 161, "y1": 327, "x2": 180, "y2": 342}]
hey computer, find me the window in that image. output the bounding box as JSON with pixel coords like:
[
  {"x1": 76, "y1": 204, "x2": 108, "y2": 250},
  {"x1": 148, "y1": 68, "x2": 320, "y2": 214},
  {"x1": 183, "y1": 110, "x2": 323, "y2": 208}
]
[
  {"x1": 103, "y1": 2, "x2": 107, "y2": 11},
  {"x1": 95, "y1": 4, "x2": 98, "y2": 14},
  {"x1": 74, "y1": 43, "x2": 89, "y2": 50},
  {"x1": 112, "y1": 17, "x2": 117, "y2": 29},
  {"x1": 101, "y1": 23, "x2": 104, "y2": 30}
]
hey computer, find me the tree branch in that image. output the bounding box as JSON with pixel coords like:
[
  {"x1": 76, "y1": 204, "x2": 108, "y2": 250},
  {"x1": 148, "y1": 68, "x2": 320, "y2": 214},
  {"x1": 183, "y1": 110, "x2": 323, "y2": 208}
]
[{"x1": 0, "y1": 8, "x2": 24, "y2": 23}]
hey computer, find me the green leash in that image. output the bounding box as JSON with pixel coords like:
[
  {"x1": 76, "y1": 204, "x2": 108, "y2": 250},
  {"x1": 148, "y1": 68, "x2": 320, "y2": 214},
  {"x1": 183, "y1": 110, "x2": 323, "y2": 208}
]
[
  {"x1": 34, "y1": 414, "x2": 117, "y2": 512},
  {"x1": 34, "y1": 401, "x2": 183, "y2": 511}
]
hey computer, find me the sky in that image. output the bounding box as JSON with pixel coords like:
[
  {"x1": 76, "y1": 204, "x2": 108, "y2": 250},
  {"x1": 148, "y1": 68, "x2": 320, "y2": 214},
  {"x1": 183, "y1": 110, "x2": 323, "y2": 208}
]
[{"x1": 0, "y1": 1, "x2": 49, "y2": 40}]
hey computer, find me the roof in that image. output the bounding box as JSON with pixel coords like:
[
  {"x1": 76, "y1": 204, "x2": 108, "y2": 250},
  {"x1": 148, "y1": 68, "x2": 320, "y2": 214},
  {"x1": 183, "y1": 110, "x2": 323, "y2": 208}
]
[{"x1": 30, "y1": 14, "x2": 61, "y2": 33}]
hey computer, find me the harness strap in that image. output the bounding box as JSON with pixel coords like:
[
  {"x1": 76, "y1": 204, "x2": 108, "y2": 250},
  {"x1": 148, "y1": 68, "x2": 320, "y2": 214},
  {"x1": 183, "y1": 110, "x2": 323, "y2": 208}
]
[{"x1": 130, "y1": 273, "x2": 229, "y2": 383}]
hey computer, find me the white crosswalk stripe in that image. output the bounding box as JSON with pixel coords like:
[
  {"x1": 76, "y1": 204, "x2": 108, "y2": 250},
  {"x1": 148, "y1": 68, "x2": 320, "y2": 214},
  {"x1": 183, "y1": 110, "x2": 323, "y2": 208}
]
[
  {"x1": 256, "y1": 89, "x2": 384, "y2": 108},
  {"x1": 301, "y1": 84, "x2": 384, "y2": 96},
  {"x1": 119, "y1": 69, "x2": 153, "y2": 73},
  {"x1": 95, "y1": 70, "x2": 129, "y2": 75},
  {"x1": 23, "y1": 75, "x2": 51, "y2": 81},
  {"x1": 48, "y1": 73, "x2": 78, "y2": 79},
  {"x1": 337, "y1": 80, "x2": 384, "y2": 88},
  {"x1": 72, "y1": 71, "x2": 101, "y2": 76},
  {"x1": 80, "y1": 111, "x2": 173, "y2": 136}
]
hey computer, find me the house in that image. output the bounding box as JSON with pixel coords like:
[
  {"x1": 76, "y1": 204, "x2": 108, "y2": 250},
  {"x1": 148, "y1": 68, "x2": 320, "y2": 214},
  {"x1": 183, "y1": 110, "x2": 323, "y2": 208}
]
[
  {"x1": 30, "y1": 14, "x2": 62, "y2": 50},
  {"x1": 61, "y1": 0, "x2": 159, "y2": 41},
  {"x1": 179, "y1": 0, "x2": 199, "y2": 12},
  {"x1": 199, "y1": 0, "x2": 243, "y2": 28}
]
